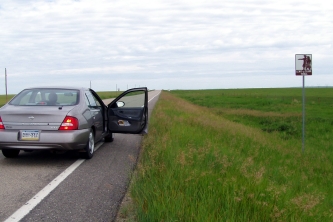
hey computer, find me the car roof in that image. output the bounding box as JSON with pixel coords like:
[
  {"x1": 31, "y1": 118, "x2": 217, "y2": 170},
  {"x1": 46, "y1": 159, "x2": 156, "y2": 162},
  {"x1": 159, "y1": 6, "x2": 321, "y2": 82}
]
[{"x1": 23, "y1": 86, "x2": 90, "y2": 91}]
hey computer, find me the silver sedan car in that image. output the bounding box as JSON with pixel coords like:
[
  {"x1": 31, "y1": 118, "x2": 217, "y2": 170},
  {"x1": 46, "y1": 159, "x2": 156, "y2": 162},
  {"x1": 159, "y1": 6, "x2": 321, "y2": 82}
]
[{"x1": 0, "y1": 87, "x2": 148, "y2": 159}]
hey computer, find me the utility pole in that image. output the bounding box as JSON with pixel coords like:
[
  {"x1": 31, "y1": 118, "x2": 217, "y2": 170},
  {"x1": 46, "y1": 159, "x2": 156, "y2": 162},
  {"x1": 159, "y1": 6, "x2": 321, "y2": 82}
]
[{"x1": 5, "y1": 68, "x2": 8, "y2": 102}]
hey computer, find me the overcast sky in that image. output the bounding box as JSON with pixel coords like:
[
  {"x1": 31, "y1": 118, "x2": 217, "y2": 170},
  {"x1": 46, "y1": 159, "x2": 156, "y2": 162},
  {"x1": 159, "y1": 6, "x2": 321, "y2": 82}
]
[{"x1": 0, "y1": 0, "x2": 332, "y2": 93}]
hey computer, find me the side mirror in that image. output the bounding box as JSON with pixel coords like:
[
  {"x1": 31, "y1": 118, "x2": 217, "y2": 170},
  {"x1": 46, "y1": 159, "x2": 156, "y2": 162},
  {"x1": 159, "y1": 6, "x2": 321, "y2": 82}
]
[{"x1": 116, "y1": 101, "x2": 125, "y2": 107}]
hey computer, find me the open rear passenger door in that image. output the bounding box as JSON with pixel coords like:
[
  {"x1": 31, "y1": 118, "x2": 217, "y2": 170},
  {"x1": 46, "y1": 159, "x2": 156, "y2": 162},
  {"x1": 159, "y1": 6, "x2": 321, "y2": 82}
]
[{"x1": 107, "y1": 87, "x2": 148, "y2": 134}]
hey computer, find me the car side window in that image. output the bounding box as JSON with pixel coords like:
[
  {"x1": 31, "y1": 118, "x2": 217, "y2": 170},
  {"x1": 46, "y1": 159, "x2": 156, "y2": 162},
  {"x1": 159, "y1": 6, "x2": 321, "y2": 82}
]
[
  {"x1": 84, "y1": 94, "x2": 90, "y2": 106},
  {"x1": 120, "y1": 91, "x2": 145, "y2": 108},
  {"x1": 94, "y1": 98, "x2": 101, "y2": 107},
  {"x1": 85, "y1": 91, "x2": 101, "y2": 108}
]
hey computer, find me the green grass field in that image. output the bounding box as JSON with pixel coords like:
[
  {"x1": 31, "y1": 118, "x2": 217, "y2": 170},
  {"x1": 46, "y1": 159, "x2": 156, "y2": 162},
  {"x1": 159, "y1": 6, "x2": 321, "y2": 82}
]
[
  {"x1": 120, "y1": 88, "x2": 333, "y2": 221},
  {"x1": 95, "y1": 91, "x2": 123, "y2": 100},
  {"x1": 0, "y1": 95, "x2": 15, "y2": 107}
]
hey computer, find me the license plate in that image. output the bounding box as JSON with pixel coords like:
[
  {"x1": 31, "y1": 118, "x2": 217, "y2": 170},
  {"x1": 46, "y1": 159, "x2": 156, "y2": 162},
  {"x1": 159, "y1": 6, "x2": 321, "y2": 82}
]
[{"x1": 20, "y1": 130, "x2": 40, "y2": 141}]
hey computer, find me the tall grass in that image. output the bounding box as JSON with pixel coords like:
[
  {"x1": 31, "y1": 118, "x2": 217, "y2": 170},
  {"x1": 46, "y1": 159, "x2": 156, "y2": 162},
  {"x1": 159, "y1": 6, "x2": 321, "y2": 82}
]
[
  {"x1": 96, "y1": 91, "x2": 123, "y2": 99},
  {"x1": 0, "y1": 95, "x2": 15, "y2": 107},
  {"x1": 127, "y1": 90, "x2": 333, "y2": 221},
  {"x1": 172, "y1": 88, "x2": 333, "y2": 154}
]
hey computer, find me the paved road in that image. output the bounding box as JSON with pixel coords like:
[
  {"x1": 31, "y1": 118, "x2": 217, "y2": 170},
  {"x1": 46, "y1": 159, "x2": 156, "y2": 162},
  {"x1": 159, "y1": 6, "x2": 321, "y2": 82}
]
[{"x1": 0, "y1": 90, "x2": 161, "y2": 222}]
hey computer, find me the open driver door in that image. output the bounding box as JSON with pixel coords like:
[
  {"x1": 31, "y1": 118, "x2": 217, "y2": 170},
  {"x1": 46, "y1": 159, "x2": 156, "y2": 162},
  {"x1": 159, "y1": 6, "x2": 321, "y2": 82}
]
[{"x1": 107, "y1": 87, "x2": 148, "y2": 134}]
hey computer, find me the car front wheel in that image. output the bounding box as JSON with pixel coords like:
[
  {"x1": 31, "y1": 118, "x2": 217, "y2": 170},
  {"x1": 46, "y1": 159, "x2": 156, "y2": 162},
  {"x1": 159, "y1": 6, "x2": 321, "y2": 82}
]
[
  {"x1": 2, "y1": 149, "x2": 20, "y2": 158},
  {"x1": 82, "y1": 130, "x2": 94, "y2": 159}
]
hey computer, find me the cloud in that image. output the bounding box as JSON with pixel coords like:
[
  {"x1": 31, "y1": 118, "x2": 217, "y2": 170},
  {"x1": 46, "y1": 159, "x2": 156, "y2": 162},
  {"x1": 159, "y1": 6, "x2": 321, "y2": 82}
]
[{"x1": 0, "y1": 0, "x2": 332, "y2": 93}]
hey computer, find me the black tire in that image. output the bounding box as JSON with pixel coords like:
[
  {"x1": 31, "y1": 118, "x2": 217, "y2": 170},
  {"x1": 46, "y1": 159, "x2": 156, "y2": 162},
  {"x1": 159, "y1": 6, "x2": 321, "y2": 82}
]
[
  {"x1": 104, "y1": 132, "x2": 114, "y2": 142},
  {"x1": 82, "y1": 130, "x2": 94, "y2": 159},
  {"x1": 2, "y1": 149, "x2": 20, "y2": 158}
]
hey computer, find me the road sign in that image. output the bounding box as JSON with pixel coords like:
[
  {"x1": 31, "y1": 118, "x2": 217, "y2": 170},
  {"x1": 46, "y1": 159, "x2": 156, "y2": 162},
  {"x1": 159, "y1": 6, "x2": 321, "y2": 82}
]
[
  {"x1": 295, "y1": 54, "x2": 312, "y2": 75},
  {"x1": 295, "y1": 54, "x2": 312, "y2": 153}
]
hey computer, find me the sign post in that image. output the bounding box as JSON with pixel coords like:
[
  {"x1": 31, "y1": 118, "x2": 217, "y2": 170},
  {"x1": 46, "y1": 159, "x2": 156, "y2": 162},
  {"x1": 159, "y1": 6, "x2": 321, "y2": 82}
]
[{"x1": 295, "y1": 54, "x2": 312, "y2": 153}]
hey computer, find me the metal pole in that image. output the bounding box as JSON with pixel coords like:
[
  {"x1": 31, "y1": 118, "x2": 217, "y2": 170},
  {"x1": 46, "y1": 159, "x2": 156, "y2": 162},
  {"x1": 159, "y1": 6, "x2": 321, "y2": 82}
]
[{"x1": 302, "y1": 74, "x2": 305, "y2": 152}]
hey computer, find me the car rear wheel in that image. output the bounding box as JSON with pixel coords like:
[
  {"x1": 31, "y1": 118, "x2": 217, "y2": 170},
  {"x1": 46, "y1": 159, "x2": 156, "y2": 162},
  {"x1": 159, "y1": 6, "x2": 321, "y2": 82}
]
[
  {"x1": 82, "y1": 130, "x2": 94, "y2": 159},
  {"x1": 2, "y1": 149, "x2": 20, "y2": 158}
]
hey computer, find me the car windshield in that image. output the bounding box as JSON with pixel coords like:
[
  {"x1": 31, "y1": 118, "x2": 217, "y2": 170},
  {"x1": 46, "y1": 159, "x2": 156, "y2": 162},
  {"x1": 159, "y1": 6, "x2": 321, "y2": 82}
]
[{"x1": 9, "y1": 88, "x2": 79, "y2": 106}]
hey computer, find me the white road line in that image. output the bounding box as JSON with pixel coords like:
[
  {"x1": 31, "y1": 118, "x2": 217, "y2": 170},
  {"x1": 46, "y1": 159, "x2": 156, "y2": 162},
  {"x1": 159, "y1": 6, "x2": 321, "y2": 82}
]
[
  {"x1": 4, "y1": 143, "x2": 103, "y2": 222},
  {"x1": 4, "y1": 159, "x2": 85, "y2": 222},
  {"x1": 4, "y1": 91, "x2": 160, "y2": 222},
  {"x1": 148, "y1": 91, "x2": 161, "y2": 103}
]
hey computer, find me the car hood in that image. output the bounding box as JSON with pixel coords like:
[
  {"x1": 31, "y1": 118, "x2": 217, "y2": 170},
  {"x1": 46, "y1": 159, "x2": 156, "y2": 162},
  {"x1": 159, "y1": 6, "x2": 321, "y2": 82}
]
[{"x1": 0, "y1": 105, "x2": 75, "y2": 130}]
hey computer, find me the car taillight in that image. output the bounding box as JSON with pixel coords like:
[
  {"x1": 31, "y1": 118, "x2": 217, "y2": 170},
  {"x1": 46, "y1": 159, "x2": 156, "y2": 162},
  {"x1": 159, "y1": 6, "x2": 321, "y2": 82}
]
[
  {"x1": 0, "y1": 116, "x2": 4, "y2": 129},
  {"x1": 59, "y1": 116, "x2": 78, "y2": 130}
]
